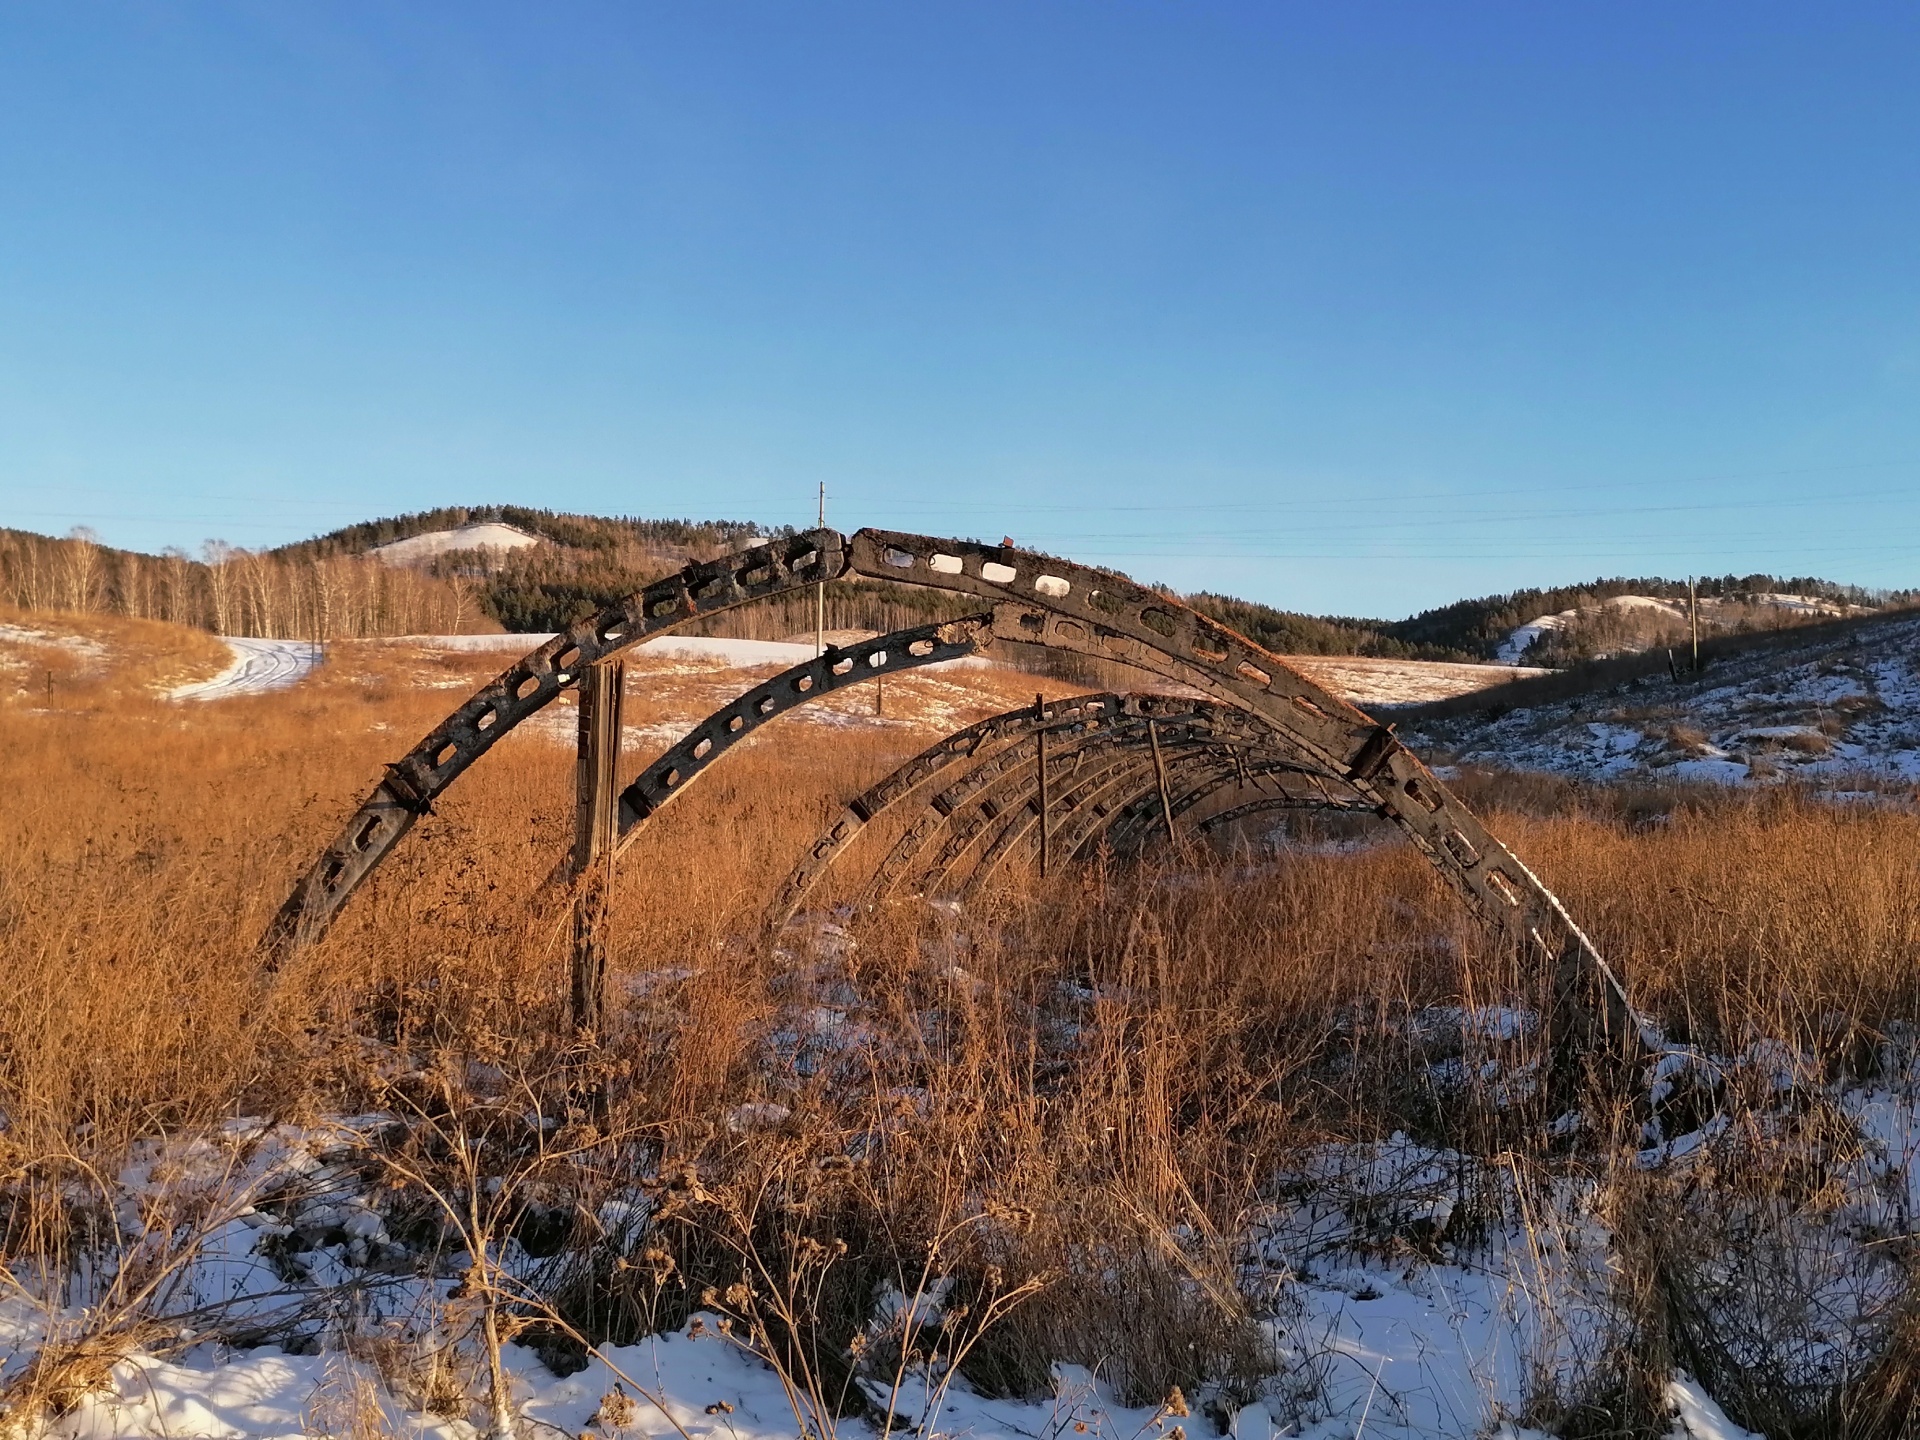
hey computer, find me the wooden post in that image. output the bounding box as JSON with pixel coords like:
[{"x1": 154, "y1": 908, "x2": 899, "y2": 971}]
[
  {"x1": 1148, "y1": 717, "x2": 1177, "y2": 848},
  {"x1": 1035, "y1": 694, "x2": 1049, "y2": 879},
  {"x1": 571, "y1": 658, "x2": 624, "y2": 1037},
  {"x1": 815, "y1": 482, "x2": 827, "y2": 657}
]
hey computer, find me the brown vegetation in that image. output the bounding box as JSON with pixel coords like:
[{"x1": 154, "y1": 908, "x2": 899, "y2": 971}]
[{"x1": 4, "y1": 646, "x2": 1920, "y2": 1433}]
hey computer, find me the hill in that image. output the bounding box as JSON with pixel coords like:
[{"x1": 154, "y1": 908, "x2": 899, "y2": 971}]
[
  {"x1": 2, "y1": 511, "x2": 1909, "y2": 675},
  {"x1": 1403, "y1": 604, "x2": 1920, "y2": 786}
]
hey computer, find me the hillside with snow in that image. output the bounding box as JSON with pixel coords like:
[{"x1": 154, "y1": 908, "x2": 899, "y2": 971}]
[
  {"x1": 368, "y1": 522, "x2": 545, "y2": 567},
  {"x1": 1410, "y1": 608, "x2": 1920, "y2": 786},
  {"x1": 1495, "y1": 591, "x2": 1869, "y2": 665}
]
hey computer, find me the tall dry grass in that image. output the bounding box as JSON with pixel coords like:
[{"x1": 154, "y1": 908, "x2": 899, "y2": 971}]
[{"x1": 5, "y1": 631, "x2": 1920, "y2": 1428}]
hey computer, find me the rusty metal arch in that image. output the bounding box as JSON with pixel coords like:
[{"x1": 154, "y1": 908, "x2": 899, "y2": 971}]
[
  {"x1": 962, "y1": 748, "x2": 1351, "y2": 898},
  {"x1": 606, "y1": 616, "x2": 993, "y2": 848},
  {"x1": 1099, "y1": 754, "x2": 1367, "y2": 858},
  {"x1": 263, "y1": 525, "x2": 1638, "y2": 1051},
  {"x1": 855, "y1": 703, "x2": 1310, "y2": 909},
  {"x1": 767, "y1": 691, "x2": 1383, "y2": 916},
  {"x1": 769, "y1": 691, "x2": 1133, "y2": 924},
  {"x1": 842, "y1": 531, "x2": 1638, "y2": 1038},
  {"x1": 1192, "y1": 794, "x2": 1378, "y2": 840},
  {"x1": 265, "y1": 530, "x2": 847, "y2": 959}
]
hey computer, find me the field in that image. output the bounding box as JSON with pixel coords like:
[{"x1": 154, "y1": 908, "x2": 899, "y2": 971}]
[{"x1": 5, "y1": 613, "x2": 1920, "y2": 1439}]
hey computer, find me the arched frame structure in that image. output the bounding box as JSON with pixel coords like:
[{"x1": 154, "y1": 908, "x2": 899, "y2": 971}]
[{"x1": 264, "y1": 527, "x2": 1639, "y2": 1049}]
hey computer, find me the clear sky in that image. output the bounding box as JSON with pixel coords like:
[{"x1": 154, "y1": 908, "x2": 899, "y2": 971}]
[{"x1": 3, "y1": 4, "x2": 1919, "y2": 618}]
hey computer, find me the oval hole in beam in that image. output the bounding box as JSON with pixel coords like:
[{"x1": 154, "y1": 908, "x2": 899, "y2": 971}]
[
  {"x1": 1034, "y1": 574, "x2": 1070, "y2": 598},
  {"x1": 930, "y1": 553, "x2": 964, "y2": 574},
  {"x1": 883, "y1": 547, "x2": 916, "y2": 568},
  {"x1": 982, "y1": 562, "x2": 1018, "y2": 584}
]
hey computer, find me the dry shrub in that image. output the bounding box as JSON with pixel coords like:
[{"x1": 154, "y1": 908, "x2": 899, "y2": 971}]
[{"x1": 6, "y1": 652, "x2": 1920, "y2": 1429}]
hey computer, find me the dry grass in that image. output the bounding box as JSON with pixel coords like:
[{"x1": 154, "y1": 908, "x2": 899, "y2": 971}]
[{"x1": 5, "y1": 629, "x2": 1920, "y2": 1431}]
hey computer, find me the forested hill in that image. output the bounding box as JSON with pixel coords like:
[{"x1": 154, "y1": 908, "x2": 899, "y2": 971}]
[
  {"x1": 268, "y1": 505, "x2": 768, "y2": 563},
  {"x1": 1, "y1": 504, "x2": 1905, "y2": 657}
]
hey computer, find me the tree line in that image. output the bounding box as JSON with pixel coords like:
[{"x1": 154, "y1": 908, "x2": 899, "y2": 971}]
[{"x1": 0, "y1": 528, "x2": 482, "y2": 638}]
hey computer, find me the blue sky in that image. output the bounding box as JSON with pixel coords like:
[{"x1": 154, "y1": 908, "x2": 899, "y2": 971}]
[{"x1": 3, "y1": 4, "x2": 1919, "y2": 618}]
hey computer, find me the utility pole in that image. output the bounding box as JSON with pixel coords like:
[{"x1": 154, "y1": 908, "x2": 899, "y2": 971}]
[
  {"x1": 815, "y1": 481, "x2": 826, "y2": 658},
  {"x1": 1689, "y1": 575, "x2": 1700, "y2": 675}
]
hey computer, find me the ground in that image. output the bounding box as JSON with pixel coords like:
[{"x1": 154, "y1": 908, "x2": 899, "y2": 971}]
[{"x1": 3, "y1": 610, "x2": 1916, "y2": 1439}]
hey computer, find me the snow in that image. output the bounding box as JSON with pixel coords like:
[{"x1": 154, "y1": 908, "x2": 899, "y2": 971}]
[
  {"x1": 368, "y1": 524, "x2": 544, "y2": 567},
  {"x1": 1667, "y1": 1377, "x2": 1766, "y2": 1440},
  {"x1": 166, "y1": 638, "x2": 322, "y2": 701},
  {"x1": 378, "y1": 632, "x2": 560, "y2": 651},
  {"x1": 1282, "y1": 656, "x2": 1544, "y2": 707},
  {"x1": 1496, "y1": 594, "x2": 1863, "y2": 666},
  {"x1": 1411, "y1": 609, "x2": 1920, "y2": 787},
  {"x1": 0, "y1": 622, "x2": 110, "y2": 663},
  {"x1": 12, "y1": 1049, "x2": 1920, "y2": 1440},
  {"x1": 1496, "y1": 611, "x2": 1577, "y2": 664}
]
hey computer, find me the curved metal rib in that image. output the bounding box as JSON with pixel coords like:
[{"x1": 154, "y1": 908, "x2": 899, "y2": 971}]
[
  {"x1": 850, "y1": 529, "x2": 1637, "y2": 1044},
  {"x1": 611, "y1": 616, "x2": 994, "y2": 845},
  {"x1": 263, "y1": 524, "x2": 1639, "y2": 1055},
  {"x1": 767, "y1": 692, "x2": 1128, "y2": 925},
  {"x1": 264, "y1": 531, "x2": 844, "y2": 960}
]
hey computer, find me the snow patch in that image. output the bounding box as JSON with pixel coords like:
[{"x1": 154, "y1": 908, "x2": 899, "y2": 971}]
[
  {"x1": 368, "y1": 523, "x2": 543, "y2": 567},
  {"x1": 167, "y1": 639, "x2": 321, "y2": 700}
]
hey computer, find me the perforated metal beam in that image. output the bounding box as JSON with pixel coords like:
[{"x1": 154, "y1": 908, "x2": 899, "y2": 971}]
[
  {"x1": 846, "y1": 532, "x2": 1636, "y2": 1036},
  {"x1": 264, "y1": 526, "x2": 1639, "y2": 1056},
  {"x1": 264, "y1": 531, "x2": 844, "y2": 960}
]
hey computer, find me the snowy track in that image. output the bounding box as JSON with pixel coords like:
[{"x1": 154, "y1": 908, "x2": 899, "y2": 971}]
[{"x1": 168, "y1": 638, "x2": 321, "y2": 701}]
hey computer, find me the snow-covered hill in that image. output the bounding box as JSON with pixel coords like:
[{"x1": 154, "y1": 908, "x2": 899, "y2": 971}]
[
  {"x1": 1495, "y1": 592, "x2": 1863, "y2": 665},
  {"x1": 368, "y1": 522, "x2": 544, "y2": 567},
  {"x1": 1411, "y1": 610, "x2": 1920, "y2": 785}
]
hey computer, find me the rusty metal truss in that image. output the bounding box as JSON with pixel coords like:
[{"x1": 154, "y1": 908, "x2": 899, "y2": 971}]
[{"x1": 262, "y1": 528, "x2": 1643, "y2": 1057}]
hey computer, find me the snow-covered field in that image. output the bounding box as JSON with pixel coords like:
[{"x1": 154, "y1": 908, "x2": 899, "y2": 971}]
[
  {"x1": 1282, "y1": 656, "x2": 1540, "y2": 708},
  {"x1": 14, "y1": 996, "x2": 1911, "y2": 1438},
  {"x1": 167, "y1": 638, "x2": 323, "y2": 701},
  {"x1": 1410, "y1": 610, "x2": 1920, "y2": 785}
]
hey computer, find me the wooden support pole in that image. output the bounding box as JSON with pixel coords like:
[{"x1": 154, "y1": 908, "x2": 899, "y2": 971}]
[
  {"x1": 1035, "y1": 693, "x2": 1049, "y2": 879},
  {"x1": 570, "y1": 658, "x2": 624, "y2": 1038},
  {"x1": 1148, "y1": 717, "x2": 1177, "y2": 848}
]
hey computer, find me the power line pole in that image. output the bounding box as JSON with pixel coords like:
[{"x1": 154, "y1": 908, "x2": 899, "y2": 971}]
[
  {"x1": 815, "y1": 481, "x2": 826, "y2": 658},
  {"x1": 1689, "y1": 575, "x2": 1699, "y2": 675}
]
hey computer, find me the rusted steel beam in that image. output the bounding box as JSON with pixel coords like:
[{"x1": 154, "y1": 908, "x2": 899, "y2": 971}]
[
  {"x1": 263, "y1": 531, "x2": 844, "y2": 963},
  {"x1": 611, "y1": 616, "x2": 992, "y2": 846},
  {"x1": 262, "y1": 523, "x2": 1643, "y2": 1070}
]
